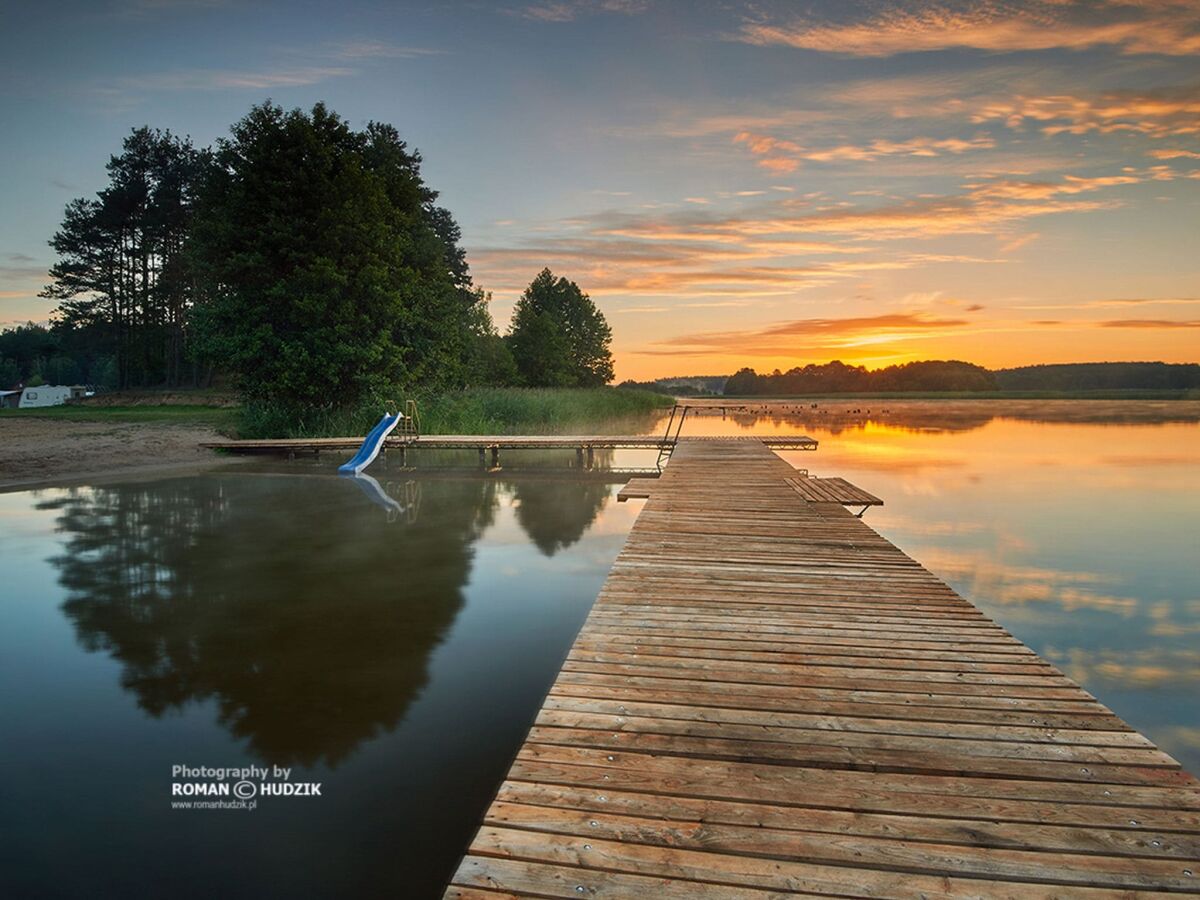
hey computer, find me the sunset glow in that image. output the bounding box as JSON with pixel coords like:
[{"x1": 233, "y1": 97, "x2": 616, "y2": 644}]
[{"x1": 2, "y1": 0, "x2": 1198, "y2": 379}]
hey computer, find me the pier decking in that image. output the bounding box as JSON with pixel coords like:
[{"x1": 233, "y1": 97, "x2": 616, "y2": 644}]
[
  {"x1": 200, "y1": 434, "x2": 820, "y2": 454},
  {"x1": 445, "y1": 439, "x2": 1200, "y2": 897}
]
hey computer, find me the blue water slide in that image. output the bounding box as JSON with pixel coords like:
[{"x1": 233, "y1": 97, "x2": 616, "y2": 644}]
[{"x1": 338, "y1": 412, "x2": 402, "y2": 475}]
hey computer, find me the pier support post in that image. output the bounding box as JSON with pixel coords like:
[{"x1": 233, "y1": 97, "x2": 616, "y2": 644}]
[
  {"x1": 586, "y1": 445, "x2": 595, "y2": 468},
  {"x1": 490, "y1": 446, "x2": 500, "y2": 468},
  {"x1": 478, "y1": 447, "x2": 486, "y2": 467}
]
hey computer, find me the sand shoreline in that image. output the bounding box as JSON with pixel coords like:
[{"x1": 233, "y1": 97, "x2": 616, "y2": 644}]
[{"x1": 0, "y1": 418, "x2": 229, "y2": 491}]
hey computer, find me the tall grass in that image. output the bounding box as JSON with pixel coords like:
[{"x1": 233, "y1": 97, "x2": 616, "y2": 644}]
[{"x1": 236, "y1": 387, "x2": 675, "y2": 438}]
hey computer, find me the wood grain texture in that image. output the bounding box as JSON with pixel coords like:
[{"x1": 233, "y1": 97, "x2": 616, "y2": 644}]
[{"x1": 446, "y1": 440, "x2": 1200, "y2": 897}]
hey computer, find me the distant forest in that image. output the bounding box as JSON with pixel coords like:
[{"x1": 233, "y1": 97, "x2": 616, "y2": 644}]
[{"x1": 622, "y1": 361, "x2": 1200, "y2": 395}]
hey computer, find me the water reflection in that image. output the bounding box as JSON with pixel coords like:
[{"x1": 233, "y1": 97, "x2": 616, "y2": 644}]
[
  {"x1": 37, "y1": 475, "x2": 497, "y2": 767},
  {"x1": 509, "y1": 479, "x2": 611, "y2": 556},
  {"x1": 31, "y1": 466, "x2": 625, "y2": 768},
  {"x1": 669, "y1": 398, "x2": 1200, "y2": 436},
  {"x1": 344, "y1": 473, "x2": 418, "y2": 522},
  {"x1": 1, "y1": 466, "x2": 636, "y2": 897}
]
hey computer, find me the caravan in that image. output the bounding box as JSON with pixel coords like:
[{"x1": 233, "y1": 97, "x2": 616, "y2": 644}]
[{"x1": 17, "y1": 385, "x2": 87, "y2": 408}]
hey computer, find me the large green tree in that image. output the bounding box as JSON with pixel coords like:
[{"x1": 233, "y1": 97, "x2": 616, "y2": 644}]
[
  {"x1": 42, "y1": 128, "x2": 207, "y2": 387},
  {"x1": 190, "y1": 102, "x2": 477, "y2": 408},
  {"x1": 506, "y1": 268, "x2": 613, "y2": 387}
]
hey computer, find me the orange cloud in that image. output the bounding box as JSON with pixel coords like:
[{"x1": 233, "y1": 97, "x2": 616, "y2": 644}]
[
  {"x1": 638, "y1": 311, "x2": 973, "y2": 357},
  {"x1": 1148, "y1": 148, "x2": 1200, "y2": 159},
  {"x1": 972, "y1": 85, "x2": 1200, "y2": 138},
  {"x1": 966, "y1": 173, "x2": 1141, "y2": 200},
  {"x1": 756, "y1": 157, "x2": 800, "y2": 173},
  {"x1": 732, "y1": 131, "x2": 996, "y2": 172},
  {"x1": 738, "y1": 2, "x2": 1200, "y2": 57},
  {"x1": 732, "y1": 131, "x2": 801, "y2": 155},
  {"x1": 1100, "y1": 319, "x2": 1200, "y2": 328}
]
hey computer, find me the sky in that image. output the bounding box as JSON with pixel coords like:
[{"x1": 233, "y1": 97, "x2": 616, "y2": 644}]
[{"x1": 1, "y1": 0, "x2": 1198, "y2": 380}]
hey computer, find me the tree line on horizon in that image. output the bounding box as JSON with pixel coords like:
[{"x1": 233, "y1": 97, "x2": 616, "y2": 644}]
[
  {"x1": 2, "y1": 102, "x2": 612, "y2": 406},
  {"x1": 710, "y1": 360, "x2": 1200, "y2": 395}
]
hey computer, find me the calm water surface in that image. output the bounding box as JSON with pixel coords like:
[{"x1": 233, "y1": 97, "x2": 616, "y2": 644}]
[
  {"x1": 0, "y1": 462, "x2": 638, "y2": 898},
  {"x1": 0, "y1": 400, "x2": 1197, "y2": 898}
]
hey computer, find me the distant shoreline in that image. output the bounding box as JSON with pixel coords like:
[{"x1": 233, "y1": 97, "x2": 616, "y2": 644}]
[{"x1": 714, "y1": 389, "x2": 1200, "y2": 401}]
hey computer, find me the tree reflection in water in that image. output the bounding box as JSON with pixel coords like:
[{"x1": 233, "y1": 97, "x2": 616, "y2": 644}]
[
  {"x1": 510, "y1": 477, "x2": 612, "y2": 556},
  {"x1": 37, "y1": 474, "x2": 499, "y2": 768}
]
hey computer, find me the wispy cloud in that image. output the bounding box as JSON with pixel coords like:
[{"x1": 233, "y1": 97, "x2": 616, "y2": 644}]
[
  {"x1": 516, "y1": 0, "x2": 647, "y2": 23},
  {"x1": 734, "y1": 130, "x2": 996, "y2": 172},
  {"x1": 328, "y1": 40, "x2": 447, "y2": 60},
  {"x1": 637, "y1": 311, "x2": 974, "y2": 357},
  {"x1": 1016, "y1": 297, "x2": 1200, "y2": 310},
  {"x1": 468, "y1": 179, "x2": 1120, "y2": 310},
  {"x1": 1148, "y1": 148, "x2": 1200, "y2": 159},
  {"x1": 966, "y1": 173, "x2": 1141, "y2": 200},
  {"x1": 971, "y1": 85, "x2": 1200, "y2": 137},
  {"x1": 1100, "y1": 318, "x2": 1200, "y2": 328},
  {"x1": 116, "y1": 0, "x2": 229, "y2": 17},
  {"x1": 737, "y1": 2, "x2": 1200, "y2": 57},
  {"x1": 122, "y1": 66, "x2": 354, "y2": 91}
]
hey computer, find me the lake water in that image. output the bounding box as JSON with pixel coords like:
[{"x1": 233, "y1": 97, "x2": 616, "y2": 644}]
[
  {"x1": 0, "y1": 460, "x2": 640, "y2": 898},
  {"x1": 0, "y1": 400, "x2": 1197, "y2": 897}
]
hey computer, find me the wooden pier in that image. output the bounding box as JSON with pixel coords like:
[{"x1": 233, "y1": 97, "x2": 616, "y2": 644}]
[
  {"x1": 200, "y1": 434, "x2": 820, "y2": 453},
  {"x1": 445, "y1": 440, "x2": 1200, "y2": 897}
]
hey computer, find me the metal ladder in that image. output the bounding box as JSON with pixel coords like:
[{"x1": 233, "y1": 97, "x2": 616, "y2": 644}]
[{"x1": 656, "y1": 404, "x2": 689, "y2": 469}]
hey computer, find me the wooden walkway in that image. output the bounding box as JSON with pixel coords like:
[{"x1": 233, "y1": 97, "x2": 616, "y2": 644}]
[
  {"x1": 445, "y1": 440, "x2": 1200, "y2": 898},
  {"x1": 199, "y1": 434, "x2": 820, "y2": 455}
]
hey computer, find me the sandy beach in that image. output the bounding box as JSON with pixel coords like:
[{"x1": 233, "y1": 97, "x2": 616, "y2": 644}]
[{"x1": 0, "y1": 418, "x2": 226, "y2": 491}]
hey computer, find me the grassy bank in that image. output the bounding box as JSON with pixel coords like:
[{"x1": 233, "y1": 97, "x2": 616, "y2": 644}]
[
  {"x1": 1, "y1": 404, "x2": 239, "y2": 428},
  {"x1": 237, "y1": 387, "x2": 675, "y2": 438}
]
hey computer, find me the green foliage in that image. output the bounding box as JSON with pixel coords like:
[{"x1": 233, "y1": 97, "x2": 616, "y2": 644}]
[
  {"x1": 723, "y1": 360, "x2": 1200, "y2": 395},
  {"x1": 995, "y1": 362, "x2": 1200, "y2": 391},
  {"x1": 725, "y1": 360, "x2": 998, "y2": 394},
  {"x1": 467, "y1": 333, "x2": 519, "y2": 386},
  {"x1": 462, "y1": 289, "x2": 519, "y2": 386},
  {"x1": 43, "y1": 127, "x2": 208, "y2": 388},
  {"x1": 236, "y1": 387, "x2": 673, "y2": 438},
  {"x1": 508, "y1": 311, "x2": 574, "y2": 387},
  {"x1": 0, "y1": 357, "x2": 19, "y2": 389},
  {"x1": 44, "y1": 355, "x2": 82, "y2": 385},
  {"x1": 190, "y1": 102, "x2": 474, "y2": 410},
  {"x1": 507, "y1": 269, "x2": 614, "y2": 387}
]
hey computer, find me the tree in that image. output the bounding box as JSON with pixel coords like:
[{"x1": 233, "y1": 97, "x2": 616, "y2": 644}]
[
  {"x1": 42, "y1": 128, "x2": 208, "y2": 388},
  {"x1": 190, "y1": 102, "x2": 473, "y2": 408},
  {"x1": 507, "y1": 269, "x2": 613, "y2": 387},
  {"x1": 508, "y1": 310, "x2": 573, "y2": 387},
  {"x1": 463, "y1": 290, "x2": 518, "y2": 386},
  {"x1": 0, "y1": 357, "x2": 19, "y2": 389}
]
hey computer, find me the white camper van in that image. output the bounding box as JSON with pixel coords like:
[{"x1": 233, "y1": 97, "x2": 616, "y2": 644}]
[{"x1": 17, "y1": 385, "x2": 86, "y2": 408}]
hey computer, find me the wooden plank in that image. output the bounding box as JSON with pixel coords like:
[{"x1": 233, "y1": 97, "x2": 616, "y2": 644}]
[
  {"x1": 200, "y1": 434, "x2": 819, "y2": 454},
  {"x1": 444, "y1": 440, "x2": 1200, "y2": 897}
]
